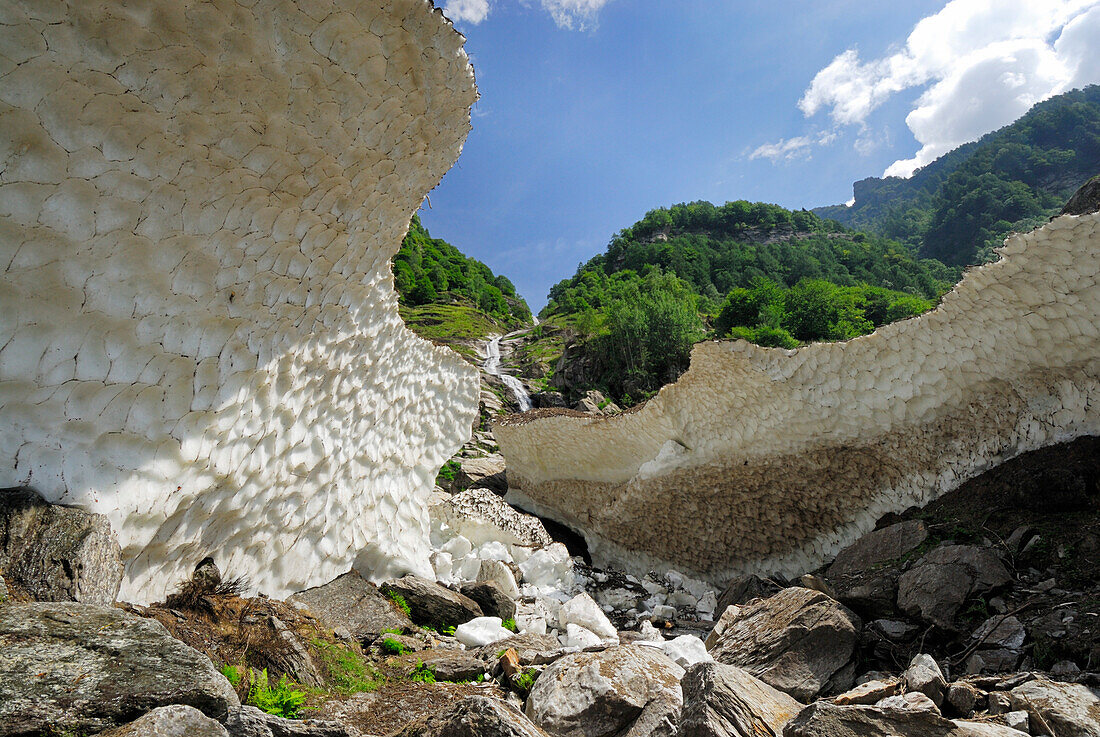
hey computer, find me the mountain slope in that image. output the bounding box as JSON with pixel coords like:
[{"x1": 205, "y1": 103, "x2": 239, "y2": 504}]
[{"x1": 814, "y1": 85, "x2": 1100, "y2": 265}]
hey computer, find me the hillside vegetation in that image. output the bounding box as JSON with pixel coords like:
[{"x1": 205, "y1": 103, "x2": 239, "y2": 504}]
[
  {"x1": 534, "y1": 201, "x2": 958, "y2": 404},
  {"x1": 815, "y1": 85, "x2": 1100, "y2": 265}
]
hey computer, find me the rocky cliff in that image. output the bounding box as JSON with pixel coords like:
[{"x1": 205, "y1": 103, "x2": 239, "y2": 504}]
[
  {"x1": 496, "y1": 212, "x2": 1100, "y2": 586},
  {"x1": 0, "y1": 0, "x2": 479, "y2": 603}
]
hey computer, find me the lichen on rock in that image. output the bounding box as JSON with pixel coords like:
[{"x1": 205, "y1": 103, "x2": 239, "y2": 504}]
[
  {"x1": 496, "y1": 212, "x2": 1100, "y2": 586},
  {"x1": 0, "y1": 0, "x2": 479, "y2": 603}
]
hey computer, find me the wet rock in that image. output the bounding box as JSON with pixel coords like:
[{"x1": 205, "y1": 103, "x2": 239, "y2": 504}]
[
  {"x1": 1009, "y1": 676, "x2": 1100, "y2": 737},
  {"x1": 897, "y1": 545, "x2": 1011, "y2": 628},
  {"x1": 100, "y1": 705, "x2": 228, "y2": 736},
  {"x1": 454, "y1": 455, "x2": 509, "y2": 494},
  {"x1": 905, "y1": 654, "x2": 947, "y2": 707},
  {"x1": 708, "y1": 587, "x2": 860, "y2": 701},
  {"x1": 288, "y1": 570, "x2": 413, "y2": 641},
  {"x1": 0, "y1": 603, "x2": 239, "y2": 734},
  {"x1": 460, "y1": 581, "x2": 517, "y2": 620},
  {"x1": 826, "y1": 521, "x2": 928, "y2": 578},
  {"x1": 432, "y1": 488, "x2": 552, "y2": 548},
  {"x1": 678, "y1": 661, "x2": 803, "y2": 737},
  {"x1": 381, "y1": 575, "x2": 483, "y2": 630},
  {"x1": 526, "y1": 645, "x2": 684, "y2": 737},
  {"x1": 225, "y1": 705, "x2": 356, "y2": 736},
  {"x1": 396, "y1": 696, "x2": 550, "y2": 737},
  {"x1": 0, "y1": 487, "x2": 123, "y2": 605},
  {"x1": 783, "y1": 701, "x2": 956, "y2": 737}
]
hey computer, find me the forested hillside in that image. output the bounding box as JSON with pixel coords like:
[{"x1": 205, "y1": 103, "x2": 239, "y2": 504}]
[
  {"x1": 815, "y1": 85, "x2": 1100, "y2": 265},
  {"x1": 533, "y1": 201, "x2": 958, "y2": 404}
]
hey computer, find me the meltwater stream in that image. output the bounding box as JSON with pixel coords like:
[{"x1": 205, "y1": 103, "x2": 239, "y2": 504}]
[{"x1": 483, "y1": 334, "x2": 533, "y2": 412}]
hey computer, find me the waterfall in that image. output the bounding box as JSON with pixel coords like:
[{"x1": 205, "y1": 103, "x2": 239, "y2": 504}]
[{"x1": 483, "y1": 335, "x2": 533, "y2": 412}]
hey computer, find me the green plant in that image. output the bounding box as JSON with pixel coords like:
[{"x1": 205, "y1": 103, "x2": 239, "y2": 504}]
[
  {"x1": 513, "y1": 669, "x2": 537, "y2": 692},
  {"x1": 247, "y1": 668, "x2": 307, "y2": 719},
  {"x1": 440, "y1": 625, "x2": 456, "y2": 637},
  {"x1": 502, "y1": 618, "x2": 517, "y2": 633},
  {"x1": 380, "y1": 637, "x2": 408, "y2": 656},
  {"x1": 312, "y1": 639, "x2": 384, "y2": 695},
  {"x1": 220, "y1": 664, "x2": 243, "y2": 688},
  {"x1": 382, "y1": 627, "x2": 403, "y2": 635},
  {"x1": 386, "y1": 591, "x2": 412, "y2": 618},
  {"x1": 435, "y1": 459, "x2": 462, "y2": 486},
  {"x1": 409, "y1": 660, "x2": 436, "y2": 684}
]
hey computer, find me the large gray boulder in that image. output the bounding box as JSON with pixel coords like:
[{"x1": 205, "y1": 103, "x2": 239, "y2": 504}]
[
  {"x1": 1009, "y1": 676, "x2": 1100, "y2": 737},
  {"x1": 381, "y1": 575, "x2": 483, "y2": 630},
  {"x1": 454, "y1": 455, "x2": 509, "y2": 494},
  {"x1": 0, "y1": 487, "x2": 123, "y2": 605},
  {"x1": 782, "y1": 701, "x2": 956, "y2": 737},
  {"x1": 526, "y1": 645, "x2": 685, "y2": 737},
  {"x1": 395, "y1": 696, "x2": 550, "y2": 737},
  {"x1": 225, "y1": 705, "x2": 357, "y2": 737},
  {"x1": 0, "y1": 602, "x2": 239, "y2": 735},
  {"x1": 679, "y1": 661, "x2": 803, "y2": 737},
  {"x1": 826, "y1": 521, "x2": 928, "y2": 579},
  {"x1": 100, "y1": 705, "x2": 229, "y2": 737},
  {"x1": 287, "y1": 570, "x2": 413, "y2": 641},
  {"x1": 708, "y1": 587, "x2": 860, "y2": 701},
  {"x1": 460, "y1": 581, "x2": 517, "y2": 621},
  {"x1": 897, "y1": 545, "x2": 1010, "y2": 629}
]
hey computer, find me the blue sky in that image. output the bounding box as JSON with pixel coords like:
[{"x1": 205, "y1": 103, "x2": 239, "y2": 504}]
[{"x1": 418, "y1": 0, "x2": 1100, "y2": 311}]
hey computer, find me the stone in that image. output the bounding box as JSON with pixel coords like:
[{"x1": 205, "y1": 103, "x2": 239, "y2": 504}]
[
  {"x1": 833, "y1": 573, "x2": 900, "y2": 619},
  {"x1": 288, "y1": 571, "x2": 413, "y2": 642},
  {"x1": 1062, "y1": 173, "x2": 1100, "y2": 215},
  {"x1": 460, "y1": 582, "x2": 517, "y2": 621},
  {"x1": 708, "y1": 587, "x2": 860, "y2": 701},
  {"x1": 898, "y1": 545, "x2": 1011, "y2": 628},
  {"x1": 715, "y1": 576, "x2": 781, "y2": 619},
  {"x1": 970, "y1": 616, "x2": 1026, "y2": 651},
  {"x1": 834, "y1": 679, "x2": 902, "y2": 706},
  {"x1": 225, "y1": 705, "x2": 355, "y2": 737},
  {"x1": 1009, "y1": 676, "x2": 1100, "y2": 737},
  {"x1": 0, "y1": 603, "x2": 239, "y2": 734},
  {"x1": 476, "y1": 633, "x2": 564, "y2": 666},
  {"x1": 871, "y1": 619, "x2": 918, "y2": 641},
  {"x1": 988, "y1": 692, "x2": 1013, "y2": 715},
  {"x1": 494, "y1": 215, "x2": 1100, "y2": 587},
  {"x1": 454, "y1": 455, "x2": 509, "y2": 494},
  {"x1": 826, "y1": 520, "x2": 929, "y2": 578},
  {"x1": 267, "y1": 615, "x2": 324, "y2": 688},
  {"x1": 559, "y1": 592, "x2": 618, "y2": 640},
  {"x1": 0, "y1": 0, "x2": 480, "y2": 605},
  {"x1": 661, "y1": 635, "x2": 712, "y2": 668},
  {"x1": 432, "y1": 489, "x2": 553, "y2": 549},
  {"x1": 0, "y1": 487, "x2": 123, "y2": 605},
  {"x1": 99, "y1": 705, "x2": 229, "y2": 737},
  {"x1": 905, "y1": 654, "x2": 947, "y2": 707},
  {"x1": 1004, "y1": 710, "x2": 1029, "y2": 732},
  {"x1": 417, "y1": 651, "x2": 487, "y2": 683},
  {"x1": 455, "y1": 617, "x2": 515, "y2": 648},
  {"x1": 950, "y1": 721, "x2": 1030, "y2": 736},
  {"x1": 526, "y1": 645, "x2": 685, "y2": 737},
  {"x1": 678, "y1": 661, "x2": 803, "y2": 737},
  {"x1": 381, "y1": 575, "x2": 483, "y2": 630},
  {"x1": 534, "y1": 392, "x2": 568, "y2": 409},
  {"x1": 620, "y1": 692, "x2": 680, "y2": 737},
  {"x1": 877, "y1": 691, "x2": 940, "y2": 714},
  {"x1": 965, "y1": 649, "x2": 1020, "y2": 675},
  {"x1": 395, "y1": 696, "x2": 551, "y2": 737},
  {"x1": 783, "y1": 701, "x2": 956, "y2": 737},
  {"x1": 945, "y1": 682, "x2": 981, "y2": 717}
]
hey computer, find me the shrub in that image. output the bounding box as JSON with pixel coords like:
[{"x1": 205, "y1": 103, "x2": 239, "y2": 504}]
[
  {"x1": 220, "y1": 664, "x2": 243, "y2": 688},
  {"x1": 380, "y1": 637, "x2": 408, "y2": 656},
  {"x1": 502, "y1": 618, "x2": 517, "y2": 633},
  {"x1": 247, "y1": 668, "x2": 307, "y2": 719},
  {"x1": 409, "y1": 660, "x2": 436, "y2": 684},
  {"x1": 311, "y1": 639, "x2": 383, "y2": 695}
]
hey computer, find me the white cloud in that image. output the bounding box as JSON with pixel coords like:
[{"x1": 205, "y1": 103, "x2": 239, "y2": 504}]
[
  {"x1": 798, "y1": 0, "x2": 1100, "y2": 177},
  {"x1": 444, "y1": 0, "x2": 491, "y2": 25},
  {"x1": 749, "y1": 132, "x2": 836, "y2": 162},
  {"x1": 540, "y1": 0, "x2": 612, "y2": 30}
]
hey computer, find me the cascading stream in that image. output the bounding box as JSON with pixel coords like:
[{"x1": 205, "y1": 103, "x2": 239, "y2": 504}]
[{"x1": 483, "y1": 334, "x2": 533, "y2": 412}]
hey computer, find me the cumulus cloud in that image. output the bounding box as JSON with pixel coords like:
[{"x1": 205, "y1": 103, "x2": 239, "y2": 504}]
[
  {"x1": 798, "y1": 0, "x2": 1100, "y2": 177},
  {"x1": 444, "y1": 0, "x2": 491, "y2": 25}
]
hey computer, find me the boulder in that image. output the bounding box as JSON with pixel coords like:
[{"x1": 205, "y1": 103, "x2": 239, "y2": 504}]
[
  {"x1": 714, "y1": 576, "x2": 781, "y2": 620},
  {"x1": 225, "y1": 705, "x2": 356, "y2": 736},
  {"x1": 99, "y1": 705, "x2": 229, "y2": 737},
  {"x1": 0, "y1": 487, "x2": 123, "y2": 605},
  {"x1": 834, "y1": 679, "x2": 901, "y2": 706},
  {"x1": 526, "y1": 645, "x2": 684, "y2": 737},
  {"x1": 950, "y1": 722, "x2": 1030, "y2": 736},
  {"x1": 381, "y1": 575, "x2": 483, "y2": 630},
  {"x1": 432, "y1": 488, "x2": 552, "y2": 548},
  {"x1": 1062, "y1": 173, "x2": 1100, "y2": 215},
  {"x1": 826, "y1": 521, "x2": 928, "y2": 578},
  {"x1": 575, "y1": 397, "x2": 602, "y2": 413},
  {"x1": 396, "y1": 696, "x2": 551, "y2": 737},
  {"x1": 534, "y1": 392, "x2": 568, "y2": 409},
  {"x1": 417, "y1": 650, "x2": 487, "y2": 683},
  {"x1": 897, "y1": 545, "x2": 1011, "y2": 629},
  {"x1": 945, "y1": 682, "x2": 981, "y2": 717},
  {"x1": 905, "y1": 654, "x2": 947, "y2": 707},
  {"x1": 782, "y1": 701, "x2": 956, "y2": 737},
  {"x1": 287, "y1": 571, "x2": 413, "y2": 641},
  {"x1": 678, "y1": 661, "x2": 803, "y2": 737},
  {"x1": 476, "y1": 633, "x2": 565, "y2": 666},
  {"x1": 970, "y1": 616, "x2": 1026, "y2": 651},
  {"x1": 460, "y1": 581, "x2": 517, "y2": 620},
  {"x1": 454, "y1": 455, "x2": 509, "y2": 494},
  {"x1": 1009, "y1": 676, "x2": 1100, "y2": 737},
  {"x1": 708, "y1": 587, "x2": 860, "y2": 701},
  {"x1": 877, "y1": 691, "x2": 941, "y2": 714},
  {"x1": 0, "y1": 603, "x2": 239, "y2": 734},
  {"x1": 477, "y1": 559, "x2": 522, "y2": 598}
]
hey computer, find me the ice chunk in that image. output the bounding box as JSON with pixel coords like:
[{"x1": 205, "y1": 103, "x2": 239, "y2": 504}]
[
  {"x1": 560, "y1": 622, "x2": 602, "y2": 649},
  {"x1": 559, "y1": 592, "x2": 617, "y2": 640},
  {"x1": 662, "y1": 635, "x2": 712, "y2": 668},
  {"x1": 455, "y1": 616, "x2": 514, "y2": 647},
  {"x1": 519, "y1": 542, "x2": 574, "y2": 590}
]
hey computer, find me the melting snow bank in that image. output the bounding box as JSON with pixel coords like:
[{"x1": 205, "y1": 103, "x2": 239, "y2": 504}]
[
  {"x1": 494, "y1": 212, "x2": 1100, "y2": 586},
  {"x1": 0, "y1": 0, "x2": 479, "y2": 603}
]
